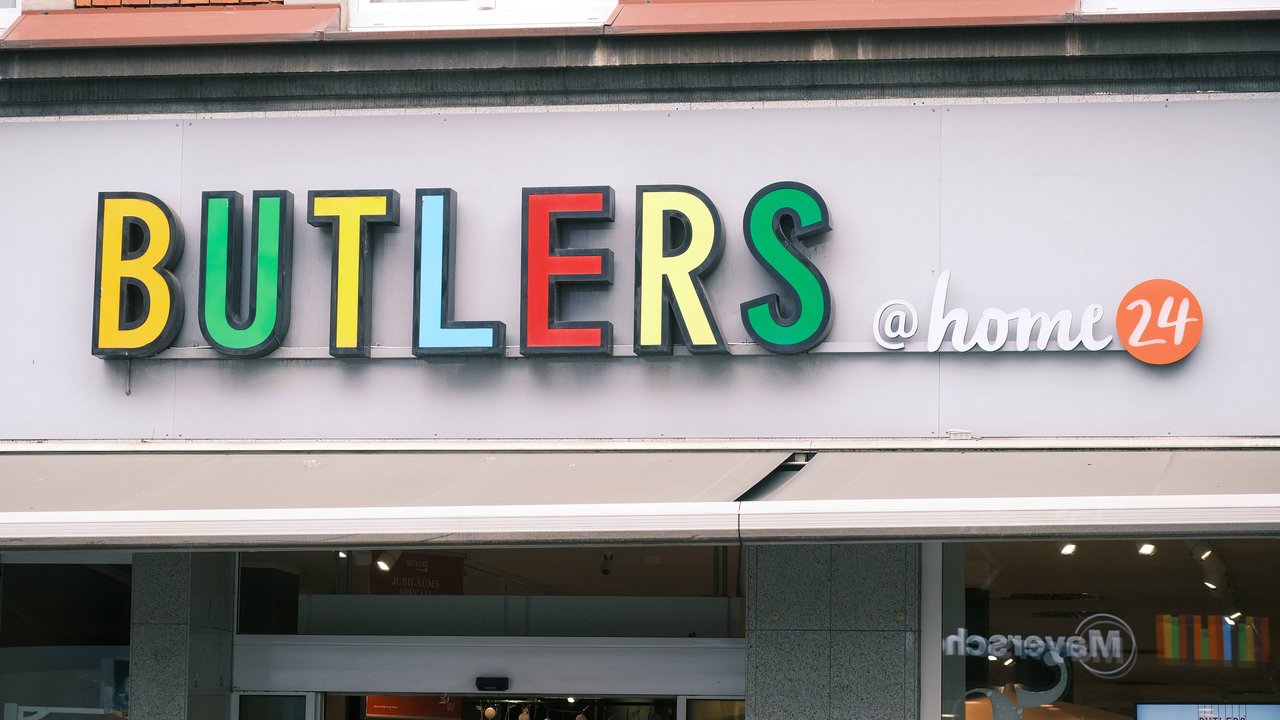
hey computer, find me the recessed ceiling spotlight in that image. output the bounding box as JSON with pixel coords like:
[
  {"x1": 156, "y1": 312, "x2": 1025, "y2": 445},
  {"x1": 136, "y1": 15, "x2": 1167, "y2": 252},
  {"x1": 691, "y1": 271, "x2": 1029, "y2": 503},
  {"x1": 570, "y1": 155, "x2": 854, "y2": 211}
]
[
  {"x1": 1060, "y1": 543, "x2": 1077, "y2": 556},
  {"x1": 375, "y1": 550, "x2": 401, "y2": 572},
  {"x1": 1191, "y1": 540, "x2": 1214, "y2": 561},
  {"x1": 1204, "y1": 581, "x2": 1217, "y2": 590},
  {"x1": 1138, "y1": 543, "x2": 1157, "y2": 556}
]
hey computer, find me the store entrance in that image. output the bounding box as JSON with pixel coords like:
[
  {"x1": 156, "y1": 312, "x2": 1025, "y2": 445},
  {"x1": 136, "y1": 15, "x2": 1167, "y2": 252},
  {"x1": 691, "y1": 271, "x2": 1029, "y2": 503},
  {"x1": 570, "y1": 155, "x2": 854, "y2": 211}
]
[
  {"x1": 231, "y1": 633, "x2": 747, "y2": 720},
  {"x1": 232, "y1": 546, "x2": 747, "y2": 720},
  {"x1": 233, "y1": 693, "x2": 744, "y2": 720}
]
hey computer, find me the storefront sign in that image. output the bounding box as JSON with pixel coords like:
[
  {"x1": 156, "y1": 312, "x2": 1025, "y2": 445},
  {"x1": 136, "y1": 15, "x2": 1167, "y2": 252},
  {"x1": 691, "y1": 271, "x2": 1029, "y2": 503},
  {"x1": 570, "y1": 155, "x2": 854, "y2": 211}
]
[
  {"x1": 90, "y1": 186, "x2": 1202, "y2": 365},
  {"x1": 1, "y1": 99, "x2": 1268, "y2": 441}
]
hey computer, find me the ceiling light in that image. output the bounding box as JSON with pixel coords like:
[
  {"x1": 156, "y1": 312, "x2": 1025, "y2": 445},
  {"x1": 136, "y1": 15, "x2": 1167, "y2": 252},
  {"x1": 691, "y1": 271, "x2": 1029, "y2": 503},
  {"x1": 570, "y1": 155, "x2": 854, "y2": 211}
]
[
  {"x1": 337, "y1": 551, "x2": 348, "y2": 559},
  {"x1": 375, "y1": 550, "x2": 401, "y2": 572},
  {"x1": 1230, "y1": 611, "x2": 1243, "y2": 620},
  {"x1": 1138, "y1": 543, "x2": 1157, "y2": 556},
  {"x1": 1225, "y1": 615, "x2": 1237, "y2": 626},
  {"x1": 1204, "y1": 581, "x2": 1217, "y2": 590},
  {"x1": 1191, "y1": 540, "x2": 1214, "y2": 561},
  {"x1": 567, "y1": 698, "x2": 575, "y2": 704},
  {"x1": 988, "y1": 655, "x2": 998, "y2": 661},
  {"x1": 1060, "y1": 543, "x2": 1077, "y2": 556},
  {"x1": 1003, "y1": 658, "x2": 1014, "y2": 666}
]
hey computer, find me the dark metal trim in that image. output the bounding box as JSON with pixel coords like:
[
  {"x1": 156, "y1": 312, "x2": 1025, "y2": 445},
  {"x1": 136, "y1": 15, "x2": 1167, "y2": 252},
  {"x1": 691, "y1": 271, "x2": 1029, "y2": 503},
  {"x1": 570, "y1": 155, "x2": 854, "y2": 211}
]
[{"x1": 0, "y1": 21, "x2": 1277, "y2": 117}]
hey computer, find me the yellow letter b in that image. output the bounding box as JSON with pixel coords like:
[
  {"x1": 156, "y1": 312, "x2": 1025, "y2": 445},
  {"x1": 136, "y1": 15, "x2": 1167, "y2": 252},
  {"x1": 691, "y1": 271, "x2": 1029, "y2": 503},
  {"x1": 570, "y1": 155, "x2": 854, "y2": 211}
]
[{"x1": 92, "y1": 192, "x2": 185, "y2": 358}]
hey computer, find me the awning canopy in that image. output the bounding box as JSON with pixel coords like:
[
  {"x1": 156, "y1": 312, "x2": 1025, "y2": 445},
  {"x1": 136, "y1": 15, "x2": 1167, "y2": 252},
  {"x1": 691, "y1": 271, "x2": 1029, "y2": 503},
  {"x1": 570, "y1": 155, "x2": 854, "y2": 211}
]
[
  {"x1": 0, "y1": 447, "x2": 1276, "y2": 548},
  {"x1": 740, "y1": 450, "x2": 1280, "y2": 541},
  {"x1": 0, "y1": 450, "x2": 788, "y2": 548},
  {"x1": 1, "y1": 451, "x2": 785, "y2": 511},
  {"x1": 755, "y1": 449, "x2": 1280, "y2": 500}
]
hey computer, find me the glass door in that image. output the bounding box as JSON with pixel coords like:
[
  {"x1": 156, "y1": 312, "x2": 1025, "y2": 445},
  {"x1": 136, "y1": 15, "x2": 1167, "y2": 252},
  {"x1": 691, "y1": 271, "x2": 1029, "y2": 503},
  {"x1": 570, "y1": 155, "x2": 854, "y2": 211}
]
[
  {"x1": 320, "y1": 694, "x2": 677, "y2": 720},
  {"x1": 233, "y1": 692, "x2": 319, "y2": 720}
]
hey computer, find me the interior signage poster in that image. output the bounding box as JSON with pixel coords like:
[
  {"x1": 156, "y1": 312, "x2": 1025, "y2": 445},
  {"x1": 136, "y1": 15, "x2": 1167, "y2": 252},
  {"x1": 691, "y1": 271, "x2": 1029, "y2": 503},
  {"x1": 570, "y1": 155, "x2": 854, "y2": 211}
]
[
  {"x1": 366, "y1": 695, "x2": 462, "y2": 720},
  {"x1": 369, "y1": 553, "x2": 464, "y2": 596}
]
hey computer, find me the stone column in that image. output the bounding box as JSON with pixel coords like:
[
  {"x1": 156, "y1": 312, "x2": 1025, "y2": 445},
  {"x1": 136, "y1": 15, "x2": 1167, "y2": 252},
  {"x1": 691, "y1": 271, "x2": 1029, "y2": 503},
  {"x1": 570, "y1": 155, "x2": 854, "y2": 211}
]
[
  {"x1": 130, "y1": 552, "x2": 237, "y2": 720},
  {"x1": 746, "y1": 544, "x2": 920, "y2": 720}
]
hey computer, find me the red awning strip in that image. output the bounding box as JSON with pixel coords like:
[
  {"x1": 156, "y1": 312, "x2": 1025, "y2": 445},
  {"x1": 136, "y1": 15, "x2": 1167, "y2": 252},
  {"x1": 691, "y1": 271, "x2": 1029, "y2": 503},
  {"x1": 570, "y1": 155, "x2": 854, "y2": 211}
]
[
  {"x1": 605, "y1": 0, "x2": 1078, "y2": 35},
  {"x1": 2, "y1": 4, "x2": 339, "y2": 49}
]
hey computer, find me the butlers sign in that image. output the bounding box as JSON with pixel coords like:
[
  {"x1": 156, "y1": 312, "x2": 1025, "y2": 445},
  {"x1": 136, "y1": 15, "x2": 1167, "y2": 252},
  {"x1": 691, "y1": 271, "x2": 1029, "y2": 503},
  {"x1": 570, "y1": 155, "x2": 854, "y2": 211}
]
[{"x1": 91, "y1": 183, "x2": 1202, "y2": 365}]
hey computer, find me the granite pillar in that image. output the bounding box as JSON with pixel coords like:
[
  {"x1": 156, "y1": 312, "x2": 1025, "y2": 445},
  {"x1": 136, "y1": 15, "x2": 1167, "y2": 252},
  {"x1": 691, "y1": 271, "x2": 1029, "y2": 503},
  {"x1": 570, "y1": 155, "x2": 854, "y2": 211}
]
[
  {"x1": 746, "y1": 543, "x2": 921, "y2": 720},
  {"x1": 130, "y1": 552, "x2": 237, "y2": 720}
]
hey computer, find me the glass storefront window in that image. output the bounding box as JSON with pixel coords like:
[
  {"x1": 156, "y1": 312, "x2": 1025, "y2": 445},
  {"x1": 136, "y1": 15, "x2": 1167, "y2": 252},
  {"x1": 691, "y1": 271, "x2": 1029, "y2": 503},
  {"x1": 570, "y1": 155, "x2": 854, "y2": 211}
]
[
  {"x1": 685, "y1": 699, "x2": 745, "y2": 720},
  {"x1": 239, "y1": 693, "x2": 312, "y2": 720},
  {"x1": 0, "y1": 560, "x2": 131, "y2": 719},
  {"x1": 239, "y1": 546, "x2": 745, "y2": 638},
  {"x1": 940, "y1": 540, "x2": 1279, "y2": 720},
  {"x1": 347, "y1": 0, "x2": 616, "y2": 32},
  {"x1": 0, "y1": 0, "x2": 15, "y2": 33},
  {"x1": 1080, "y1": 0, "x2": 1280, "y2": 13}
]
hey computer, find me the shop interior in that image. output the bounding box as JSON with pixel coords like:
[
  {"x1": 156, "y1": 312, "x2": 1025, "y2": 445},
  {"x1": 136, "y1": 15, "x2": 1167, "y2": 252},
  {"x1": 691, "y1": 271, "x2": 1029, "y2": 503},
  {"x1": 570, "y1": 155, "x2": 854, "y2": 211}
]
[
  {"x1": 946, "y1": 539, "x2": 1280, "y2": 720},
  {"x1": 0, "y1": 539, "x2": 1276, "y2": 720}
]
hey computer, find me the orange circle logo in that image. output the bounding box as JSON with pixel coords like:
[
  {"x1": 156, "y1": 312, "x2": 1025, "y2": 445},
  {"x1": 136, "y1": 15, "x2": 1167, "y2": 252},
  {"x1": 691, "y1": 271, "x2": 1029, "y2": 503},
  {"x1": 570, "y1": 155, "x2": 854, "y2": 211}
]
[{"x1": 1116, "y1": 279, "x2": 1202, "y2": 365}]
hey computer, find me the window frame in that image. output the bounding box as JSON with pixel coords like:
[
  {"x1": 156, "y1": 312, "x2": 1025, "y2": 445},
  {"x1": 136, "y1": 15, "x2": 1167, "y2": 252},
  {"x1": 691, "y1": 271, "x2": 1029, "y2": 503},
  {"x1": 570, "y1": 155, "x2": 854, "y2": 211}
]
[
  {"x1": 1080, "y1": 0, "x2": 1280, "y2": 12},
  {"x1": 347, "y1": 0, "x2": 617, "y2": 32},
  {"x1": 0, "y1": 0, "x2": 19, "y2": 34}
]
